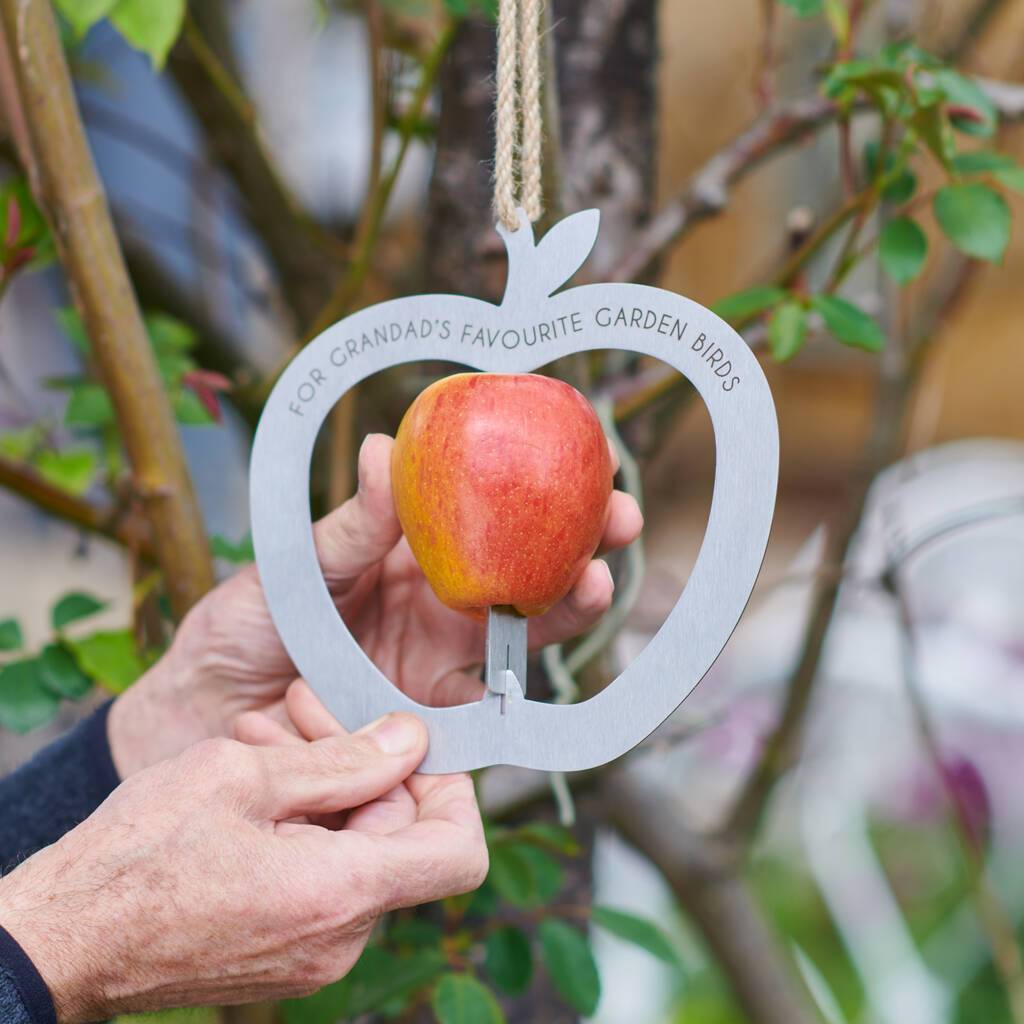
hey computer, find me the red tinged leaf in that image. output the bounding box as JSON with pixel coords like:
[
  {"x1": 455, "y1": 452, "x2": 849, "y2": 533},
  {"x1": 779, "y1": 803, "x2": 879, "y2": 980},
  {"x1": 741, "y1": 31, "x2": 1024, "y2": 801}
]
[
  {"x1": 941, "y1": 755, "x2": 991, "y2": 854},
  {"x1": 182, "y1": 369, "x2": 232, "y2": 423},
  {"x1": 4, "y1": 195, "x2": 21, "y2": 250},
  {"x1": 4, "y1": 247, "x2": 35, "y2": 274},
  {"x1": 946, "y1": 104, "x2": 986, "y2": 124}
]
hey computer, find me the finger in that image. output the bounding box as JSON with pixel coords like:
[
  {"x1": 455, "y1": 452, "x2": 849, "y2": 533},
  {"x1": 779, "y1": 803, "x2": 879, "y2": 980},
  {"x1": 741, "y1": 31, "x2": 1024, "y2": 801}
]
[
  {"x1": 258, "y1": 713, "x2": 428, "y2": 819},
  {"x1": 345, "y1": 783, "x2": 418, "y2": 835},
  {"x1": 597, "y1": 490, "x2": 643, "y2": 554},
  {"x1": 528, "y1": 558, "x2": 614, "y2": 650},
  {"x1": 286, "y1": 679, "x2": 348, "y2": 740},
  {"x1": 312, "y1": 434, "x2": 402, "y2": 595},
  {"x1": 284, "y1": 683, "x2": 420, "y2": 832},
  {"x1": 367, "y1": 773, "x2": 487, "y2": 908},
  {"x1": 235, "y1": 711, "x2": 304, "y2": 747}
]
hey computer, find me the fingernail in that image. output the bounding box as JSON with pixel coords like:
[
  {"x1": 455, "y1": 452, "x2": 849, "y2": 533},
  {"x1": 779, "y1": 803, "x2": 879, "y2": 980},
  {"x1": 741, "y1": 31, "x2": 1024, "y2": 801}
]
[
  {"x1": 357, "y1": 436, "x2": 371, "y2": 492},
  {"x1": 601, "y1": 560, "x2": 615, "y2": 590},
  {"x1": 358, "y1": 713, "x2": 420, "y2": 755}
]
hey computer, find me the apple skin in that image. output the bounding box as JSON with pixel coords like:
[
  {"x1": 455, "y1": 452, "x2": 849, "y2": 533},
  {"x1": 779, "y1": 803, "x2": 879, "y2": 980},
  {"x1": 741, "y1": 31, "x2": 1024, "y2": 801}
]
[{"x1": 391, "y1": 372, "x2": 613, "y2": 618}]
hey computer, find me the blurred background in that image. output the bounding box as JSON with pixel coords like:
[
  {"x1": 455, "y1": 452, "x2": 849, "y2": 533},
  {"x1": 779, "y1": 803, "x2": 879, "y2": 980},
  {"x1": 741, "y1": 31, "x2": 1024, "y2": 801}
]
[{"x1": 1, "y1": 0, "x2": 1023, "y2": 1022}]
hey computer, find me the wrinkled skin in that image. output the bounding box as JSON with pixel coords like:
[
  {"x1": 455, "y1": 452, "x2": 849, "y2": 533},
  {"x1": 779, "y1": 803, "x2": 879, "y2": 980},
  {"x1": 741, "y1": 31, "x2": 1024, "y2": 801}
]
[{"x1": 0, "y1": 716, "x2": 486, "y2": 1020}]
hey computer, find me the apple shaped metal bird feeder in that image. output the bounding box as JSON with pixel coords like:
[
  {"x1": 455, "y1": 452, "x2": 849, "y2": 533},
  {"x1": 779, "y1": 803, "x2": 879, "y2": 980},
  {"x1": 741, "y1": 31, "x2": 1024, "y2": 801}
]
[{"x1": 250, "y1": 209, "x2": 779, "y2": 773}]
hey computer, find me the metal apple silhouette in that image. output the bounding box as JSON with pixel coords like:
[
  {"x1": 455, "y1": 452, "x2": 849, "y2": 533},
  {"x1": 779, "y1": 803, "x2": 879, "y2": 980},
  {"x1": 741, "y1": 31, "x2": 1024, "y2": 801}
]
[{"x1": 251, "y1": 208, "x2": 778, "y2": 773}]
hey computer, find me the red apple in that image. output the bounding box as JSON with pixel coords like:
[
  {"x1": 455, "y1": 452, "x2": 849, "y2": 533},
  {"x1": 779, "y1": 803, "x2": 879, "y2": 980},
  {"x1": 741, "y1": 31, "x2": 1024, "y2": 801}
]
[{"x1": 391, "y1": 372, "x2": 613, "y2": 618}]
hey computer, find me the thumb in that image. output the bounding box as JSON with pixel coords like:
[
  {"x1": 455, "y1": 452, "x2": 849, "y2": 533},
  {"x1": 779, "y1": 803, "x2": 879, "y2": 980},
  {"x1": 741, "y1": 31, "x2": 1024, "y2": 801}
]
[
  {"x1": 313, "y1": 433, "x2": 402, "y2": 595},
  {"x1": 257, "y1": 712, "x2": 427, "y2": 820}
]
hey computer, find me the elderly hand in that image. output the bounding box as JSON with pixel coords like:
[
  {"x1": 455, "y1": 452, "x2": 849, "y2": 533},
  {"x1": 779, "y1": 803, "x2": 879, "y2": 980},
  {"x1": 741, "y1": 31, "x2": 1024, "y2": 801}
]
[
  {"x1": 0, "y1": 712, "x2": 486, "y2": 1022},
  {"x1": 109, "y1": 432, "x2": 642, "y2": 776}
]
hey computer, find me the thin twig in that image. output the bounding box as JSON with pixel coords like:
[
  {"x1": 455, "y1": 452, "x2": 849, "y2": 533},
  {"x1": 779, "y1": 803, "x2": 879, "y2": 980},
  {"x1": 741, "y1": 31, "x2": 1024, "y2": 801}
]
[{"x1": 305, "y1": 22, "x2": 457, "y2": 339}]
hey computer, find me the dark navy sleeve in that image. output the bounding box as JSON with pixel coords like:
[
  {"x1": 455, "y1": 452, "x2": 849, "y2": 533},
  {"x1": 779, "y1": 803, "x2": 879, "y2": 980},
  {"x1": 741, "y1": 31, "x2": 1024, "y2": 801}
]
[
  {"x1": 0, "y1": 700, "x2": 120, "y2": 873},
  {"x1": 0, "y1": 926, "x2": 56, "y2": 1024}
]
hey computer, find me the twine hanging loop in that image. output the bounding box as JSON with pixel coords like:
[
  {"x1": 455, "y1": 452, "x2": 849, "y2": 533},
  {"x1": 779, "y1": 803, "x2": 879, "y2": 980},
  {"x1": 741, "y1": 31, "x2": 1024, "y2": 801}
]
[{"x1": 494, "y1": 0, "x2": 544, "y2": 231}]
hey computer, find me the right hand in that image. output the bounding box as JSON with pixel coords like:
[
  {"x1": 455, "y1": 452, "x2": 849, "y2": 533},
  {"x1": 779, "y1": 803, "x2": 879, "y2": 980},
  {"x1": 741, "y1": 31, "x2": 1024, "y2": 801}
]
[{"x1": 0, "y1": 712, "x2": 487, "y2": 1022}]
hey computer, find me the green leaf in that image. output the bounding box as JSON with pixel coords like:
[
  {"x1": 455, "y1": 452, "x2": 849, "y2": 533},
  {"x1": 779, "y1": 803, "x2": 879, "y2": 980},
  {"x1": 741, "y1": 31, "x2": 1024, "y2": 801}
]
[
  {"x1": 487, "y1": 843, "x2": 564, "y2": 908},
  {"x1": 108, "y1": 0, "x2": 186, "y2": 69},
  {"x1": 951, "y1": 150, "x2": 1017, "y2": 175},
  {"x1": 0, "y1": 659, "x2": 60, "y2": 733},
  {"x1": 0, "y1": 618, "x2": 24, "y2": 651},
  {"x1": 431, "y1": 974, "x2": 505, "y2": 1024},
  {"x1": 283, "y1": 947, "x2": 446, "y2": 1023},
  {"x1": 932, "y1": 68, "x2": 997, "y2": 138},
  {"x1": 155, "y1": 350, "x2": 195, "y2": 388},
  {"x1": 38, "y1": 644, "x2": 93, "y2": 700},
  {"x1": 173, "y1": 388, "x2": 215, "y2": 425},
  {"x1": 768, "y1": 301, "x2": 808, "y2": 363},
  {"x1": 33, "y1": 448, "x2": 97, "y2": 496},
  {"x1": 145, "y1": 312, "x2": 196, "y2": 352},
  {"x1": 0, "y1": 180, "x2": 54, "y2": 268},
  {"x1": 826, "y1": 61, "x2": 904, "y2": 100},
  {"x1": 822, "y1": 0, "x2": 848, "y2": 43},
  {"x1": 512, "y1": 822, "x2": 580, "y2": 855},
  {"x1": 863, "y1": 141, "x2": 917, "y2": 202},
  {"x1": 538, "y1": 920, "x2": 600, "y2": 1016},
  {"x1": 485, "y1": 927, "x2": 533, "y2": 995},
  {"x1": 57, "y1": 307, "x2": 91, "y2": 353},
  {"x1": 879, "y1": 217, "x2": 928, "y2": 284},
  {"x1": 883, "y1": 167, "x2": 917, "y2": 203},
  {"x1": 65, "y1": 383, "x2": 114, "y2": 427},
  {"x1": 591, "y1": 906, "x2": 681, "y2": 967},
  {"x1": 53, "y1": 0, "x2": 116, "y2": 38},
  {"x1": 779, "y1": 0, "x2": 823, "y2": 15},
  {"x1": 711, "y1": 285, "x2": 787, "y2": 324},
  {"x1": 811, "y1": 295, "x2": 885, "y2": 353},
  {"x1": 52, "y1": 592, "x2": 107, "y2": 630},
  {"x1": 66, "y1": 630, "x2": 145, "y2": 693},
  {"x1": 388, "y1": 918, "x2": 444, "y2": 949},
  {"x1": 933, "y1": 183, "x2": 1010, "y2": 262},
  {"x1": 911, "y1": 99, "x2": 955, "y2": 168},
  {"x1": 995, "y1": 166, "x2": 1024, "y2": 193},
  {"x1": 210, "y1": 533, "x2": 255, "y2": 564},
  {"x1": 0, "y1": 425, "x2": 43, "y2": 461}
]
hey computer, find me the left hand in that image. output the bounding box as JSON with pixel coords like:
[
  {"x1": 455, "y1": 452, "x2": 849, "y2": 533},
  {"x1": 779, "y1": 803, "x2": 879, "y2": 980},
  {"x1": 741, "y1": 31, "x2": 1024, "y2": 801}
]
[{"x1": 110, "y1": 432, "x2": 643, "y2": 776}]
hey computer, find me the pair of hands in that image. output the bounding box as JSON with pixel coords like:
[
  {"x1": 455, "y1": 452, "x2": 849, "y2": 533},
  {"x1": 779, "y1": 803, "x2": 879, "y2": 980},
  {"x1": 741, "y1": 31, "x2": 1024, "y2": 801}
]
[{"x1": 0, "y1": 434, "x2": 642, "y2": 1021}]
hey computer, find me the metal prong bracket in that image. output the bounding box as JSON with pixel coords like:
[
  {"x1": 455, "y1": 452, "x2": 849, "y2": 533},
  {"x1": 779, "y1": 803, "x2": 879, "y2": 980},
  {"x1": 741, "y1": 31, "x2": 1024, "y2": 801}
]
[{"x1": 485, "y1": 606, "x2": 528, "y2": 714}]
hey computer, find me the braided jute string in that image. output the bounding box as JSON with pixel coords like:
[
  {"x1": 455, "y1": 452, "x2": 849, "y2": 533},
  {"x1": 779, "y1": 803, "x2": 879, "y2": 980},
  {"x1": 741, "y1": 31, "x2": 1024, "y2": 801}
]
[{"x1": 494, "y1": 0, "x2": 544, "y2": 231}]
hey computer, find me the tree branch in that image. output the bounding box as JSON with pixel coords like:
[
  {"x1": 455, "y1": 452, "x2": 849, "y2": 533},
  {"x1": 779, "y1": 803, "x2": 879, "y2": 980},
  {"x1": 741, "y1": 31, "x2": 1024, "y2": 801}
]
[
  {"x1": 0, "y1": 0, "x2": 214, "y2": 619},
  {"x1": 0, "y1": 454, "x2": 152, "y2": 556},
  {"x1": 611, "y1": 76, "x2": 1024, "y2": 286},
  {"x1": 605, "y1": 771, "x2": 818, "y2": 1024},
  {"x1": 609, "y1": 94, "x2": 843, "y2": 283}
]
